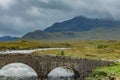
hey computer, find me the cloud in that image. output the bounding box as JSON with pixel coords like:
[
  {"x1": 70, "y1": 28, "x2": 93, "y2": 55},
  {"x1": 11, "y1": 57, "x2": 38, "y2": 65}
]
[
  {"x1": 0, "y1": 0, "x2": 16, "y2": 9},
  {"x1": 0, "y1": 0, "x2": 120, "y2": 37}
]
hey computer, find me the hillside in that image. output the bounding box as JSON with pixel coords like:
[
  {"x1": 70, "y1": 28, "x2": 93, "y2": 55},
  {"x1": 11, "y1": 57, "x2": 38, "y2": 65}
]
[
  {"x1": 22, "y1": 16, "x2": 120, "y2": 40},
  {"x1": 0, "y1": 36, "x2": 19, "y2": 42},
  {"x1": 22, "y1": 30, "x2": 50, "y2": 39}
]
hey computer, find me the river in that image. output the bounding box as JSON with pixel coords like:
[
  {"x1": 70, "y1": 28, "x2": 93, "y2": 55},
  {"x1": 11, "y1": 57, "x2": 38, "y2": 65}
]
[{"x1": 0, "y1": 48, "x2": 69, "y2": 54}]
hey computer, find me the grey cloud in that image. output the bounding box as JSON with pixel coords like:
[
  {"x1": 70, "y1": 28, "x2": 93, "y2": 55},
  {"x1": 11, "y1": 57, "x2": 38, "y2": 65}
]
[
  {"x1": 31, "y1": 0, "x2": 72, "y2": 11},
  {"x1": 0, "y1": 0, "x2": 120, "y2": 37}
]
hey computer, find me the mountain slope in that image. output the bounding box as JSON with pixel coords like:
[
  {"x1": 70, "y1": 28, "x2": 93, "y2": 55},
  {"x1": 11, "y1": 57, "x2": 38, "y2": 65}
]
[
  {"x1": 22, "y1": 16, "x2": 120, "y2": 40},
  {"x1": 44, "y1": 16, "x2": 120, "y2": 32},
  {"x1": 22, "y1": 30, "x2": 50, "y2": 39},
  {"x1": 0, "y1": 36, "x2": 19, "y2": 41}
]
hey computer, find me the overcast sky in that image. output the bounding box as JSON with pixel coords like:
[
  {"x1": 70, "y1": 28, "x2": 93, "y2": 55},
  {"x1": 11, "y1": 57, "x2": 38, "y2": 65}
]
[{"x1": 0, "y1": 0, "x2": 120, "y2": 37}]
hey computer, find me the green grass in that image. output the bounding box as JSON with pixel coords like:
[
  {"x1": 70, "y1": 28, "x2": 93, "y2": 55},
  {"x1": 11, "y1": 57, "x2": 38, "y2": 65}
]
[
  {"x1": 1, "y1": 40, "x2": 120, "y2": 61},
  {"x1": 32, "y1": 40, "x2": 120, "y2": 60},
  {"x1": 0, "y1": 40, "x2": 72, "y2": 50},
  {"x1": 1, "y1": 40, "x2": 120, "y2": 79},
  {"x1": 88, "y1": 63, "x2": 120, "y2": 80}
]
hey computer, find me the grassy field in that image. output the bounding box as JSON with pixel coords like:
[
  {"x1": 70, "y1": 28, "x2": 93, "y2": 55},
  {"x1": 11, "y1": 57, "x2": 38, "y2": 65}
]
[
  {"x1": 32, "y1": 40, "x2": 120, "y2": 79},
  {"x1": 0, "y1": 40, "x2": 71, "y2": 50},
  {"x1": 32, "y1": 40, "x2": 120, "y2": 61},
  {"x1": 1, "y1": 40, "x2": 120, "y2": 60},
  {"x1": 87, "y1": 63, "x2": 120, "y2": 80},
  {"x1": 1, "y1": 40, "x2": 120, "y2": 79}
]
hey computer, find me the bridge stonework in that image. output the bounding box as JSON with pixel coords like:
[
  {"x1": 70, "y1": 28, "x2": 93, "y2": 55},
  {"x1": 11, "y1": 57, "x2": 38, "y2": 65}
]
[{"x1": 0, "y1": 54, "x2": 114, "y2": 80}]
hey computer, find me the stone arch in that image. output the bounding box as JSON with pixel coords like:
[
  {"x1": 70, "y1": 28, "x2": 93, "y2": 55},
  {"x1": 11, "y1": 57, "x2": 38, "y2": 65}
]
[{"x1": 47, "y1": 66, "x2": 79, "y2": 79}]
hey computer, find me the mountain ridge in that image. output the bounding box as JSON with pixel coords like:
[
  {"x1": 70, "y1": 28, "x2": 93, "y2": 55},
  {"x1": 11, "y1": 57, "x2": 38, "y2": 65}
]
[
  {"x1": 22, "y1": 16, "x2": 120, "y2": 40},
  {"x1": 0, "y1": 36, "x2": 19, "y2": 42},
  {"x1": 44, "y1": 16, "x2": 120, "y2": 32}
]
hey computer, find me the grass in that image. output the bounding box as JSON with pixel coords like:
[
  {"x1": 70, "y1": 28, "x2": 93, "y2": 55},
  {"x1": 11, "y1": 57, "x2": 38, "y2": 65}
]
[
  {"x1": 87, "y1": 63, "x2": 120, "y2": 80},
  {"x1": 0, "y1": 40, "x2": 71, "y2": 50},
  {"x1": 1, "y1": 40, "x2": 120, "y2": 61},
  {"x1": 1, "y1": 40, "x2": 120, "y2": 79},
  {"x1": 32, "y1": 40, "x2": 120, "y2": 79},
  {"x1": 32, "y1": 40, "x2": 120, "y2": 60}
]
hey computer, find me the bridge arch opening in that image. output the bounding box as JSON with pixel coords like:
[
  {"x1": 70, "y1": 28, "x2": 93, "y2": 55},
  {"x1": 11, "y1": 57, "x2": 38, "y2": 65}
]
[
  {"x1": 0, "y1": 63, "x2": 38, "y2": 80},
  {"x1": 48, "y1": 66, "x2": 79, "y2": 80}
]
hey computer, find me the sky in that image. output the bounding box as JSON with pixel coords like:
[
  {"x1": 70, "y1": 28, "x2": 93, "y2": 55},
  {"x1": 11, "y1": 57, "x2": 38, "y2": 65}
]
[{"x1": 0, "y1": 0, "x2": 120, "y2": 37}]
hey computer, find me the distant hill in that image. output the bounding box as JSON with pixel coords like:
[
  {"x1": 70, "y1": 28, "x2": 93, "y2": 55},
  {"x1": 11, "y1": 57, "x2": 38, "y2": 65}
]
[
  {"x1": 22, "y1": 30, "x2": 50, "y2": 39},
  {"x1": 0, "y1": 36, "x2": 19, "y2": 42},
  {"x1": 22, "y1": 16, "x2": 120, "y2": 40}
]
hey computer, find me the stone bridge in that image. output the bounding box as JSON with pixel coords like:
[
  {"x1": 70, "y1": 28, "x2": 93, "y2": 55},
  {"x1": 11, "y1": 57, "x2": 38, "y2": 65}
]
[{"x1": 0, "y1": 54, "x2": 114, "y2": 80}]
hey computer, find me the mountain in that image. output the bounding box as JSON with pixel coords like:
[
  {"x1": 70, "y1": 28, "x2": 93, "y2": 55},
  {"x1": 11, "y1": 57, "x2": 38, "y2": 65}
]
[
  {"x1": 0, "y1": 36, "x2": 19, "y2": 42},
  {"x1": 44, "y1": 16, "x2": 120, "y2": 32},
  {"x1": 22, "y1": 30, "x2": 50, "y2": 39},
  {"x1": 22, "y1": 16, "x2": 120, "y2": 40}
]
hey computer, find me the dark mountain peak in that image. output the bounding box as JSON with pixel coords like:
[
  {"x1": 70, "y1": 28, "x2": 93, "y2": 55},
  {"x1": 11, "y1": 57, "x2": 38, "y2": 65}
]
[
  {"x1": 65, "y1": 16, "x2": 88, "y2": 24},
  {"x1": 44, "y1": 16, "x2": 120, "y2": 32},
  {"x1": 72, "y1": 16, "x2": 87, "y2": 20}
]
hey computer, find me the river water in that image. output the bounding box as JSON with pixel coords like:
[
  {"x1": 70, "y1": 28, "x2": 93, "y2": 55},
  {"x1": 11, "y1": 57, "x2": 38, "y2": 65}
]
[
  {"x1": 0, "y1": 77, "x2": 75, "y2": 80},
  {"x1": 0, "y1": 48, "x2": 69, "y2": 54}
]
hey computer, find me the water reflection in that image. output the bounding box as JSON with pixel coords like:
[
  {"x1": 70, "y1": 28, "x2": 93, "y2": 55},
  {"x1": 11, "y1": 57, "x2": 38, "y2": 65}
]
[
  {"x1": 48, "y1": 77, "x2": 75, "y2": 80},
  {"x1": 0, "y1": 76, "x2": 38, "y2": 80},
  {"x1": 0, "y1": 64, "x2": 76, "y2": 80},
  {"x1": 48, "y1": 67, "x2": 75, "y2": 80},
  {"x1": 0, "y1": 77, "x2": 74, "y2": 80},
  {"x1": 0, "y1": 63, "x2": 38, "y2": 80}
]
